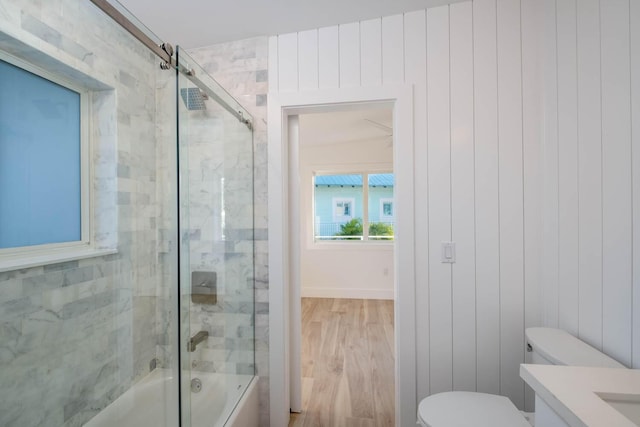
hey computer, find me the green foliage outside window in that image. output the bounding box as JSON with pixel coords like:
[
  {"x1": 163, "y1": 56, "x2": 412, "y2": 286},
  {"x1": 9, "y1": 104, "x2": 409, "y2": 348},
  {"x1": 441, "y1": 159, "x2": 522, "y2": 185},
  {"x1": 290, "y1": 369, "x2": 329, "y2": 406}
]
[
  {"x1": 334, "y1": 218, "x2": 394, "y2": 240},
  {"x1": 335, "y1": 218, "x2": 363, "y2": 236},
  {"x1": 368, "y1": 222, "x2": 394, "y2": 239}
]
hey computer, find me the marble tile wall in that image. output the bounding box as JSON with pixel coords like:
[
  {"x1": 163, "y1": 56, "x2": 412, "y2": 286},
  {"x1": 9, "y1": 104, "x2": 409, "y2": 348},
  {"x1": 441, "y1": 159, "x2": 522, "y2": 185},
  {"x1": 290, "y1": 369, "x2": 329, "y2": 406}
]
[
  {"x1": 188, "y1": 37, "x2": 270, "y2": 425},
  {"x1": 0, "y1": 2, "x2": 176, "y2": 426},
  {"x1": 154, "y1": 64, "x2": 179, "y2": 374},
  {"x1": 180, "y1": 97, "x2": 255, "y2": 377}
]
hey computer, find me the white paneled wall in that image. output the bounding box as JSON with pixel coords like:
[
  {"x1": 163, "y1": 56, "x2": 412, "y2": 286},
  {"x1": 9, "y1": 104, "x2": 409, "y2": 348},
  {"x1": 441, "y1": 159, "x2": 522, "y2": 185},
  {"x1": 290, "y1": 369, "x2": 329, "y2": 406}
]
[
  {"x1": 450, "y1": 2, "x2": 476, "y2": 393},
  {"x1": 498, "y1": 0, "x2": 526, "y2": 405},
  {"x1": 521, "y1": 0, "x2": 544, "y2": 407},
  {"x1": 426, "y1": 5, "x2": 453, "y2": 395},
  {"x1": 602, "y1": 0, "x2": 632, "y2": 368},
  {"x1": 473, "y1": 0, "x2": 502, "y2": 398},
  {"x1": 269, "y1": 0, "x2": 544, "y2": 410},
  {"x1": 545, "y1": 0, "x2": 639, "y2": 369},
  {"x1": 576, "y1": 0, "x2": 602, "y2": 352},
  {"x1": 557, "y1": 0, "x2": 579, "y2": 338}
]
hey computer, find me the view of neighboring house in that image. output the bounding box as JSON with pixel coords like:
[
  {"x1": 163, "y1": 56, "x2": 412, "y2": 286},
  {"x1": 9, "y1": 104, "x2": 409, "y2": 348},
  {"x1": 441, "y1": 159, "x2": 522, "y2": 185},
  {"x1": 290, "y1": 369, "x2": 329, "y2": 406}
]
[{"x1": 313, "y1": 173, "x2": 394, "y2": 240}]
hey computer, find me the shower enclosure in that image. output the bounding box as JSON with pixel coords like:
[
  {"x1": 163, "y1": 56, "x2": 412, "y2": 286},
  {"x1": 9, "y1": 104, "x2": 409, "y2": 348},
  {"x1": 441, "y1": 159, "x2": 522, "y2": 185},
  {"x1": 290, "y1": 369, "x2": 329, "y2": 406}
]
[
  {"x1": 0, "y1": 1, "x2": 256, "y2": 426},
  {"x1": 176, "y1": 47, "x2": 257, "y2": 427}
]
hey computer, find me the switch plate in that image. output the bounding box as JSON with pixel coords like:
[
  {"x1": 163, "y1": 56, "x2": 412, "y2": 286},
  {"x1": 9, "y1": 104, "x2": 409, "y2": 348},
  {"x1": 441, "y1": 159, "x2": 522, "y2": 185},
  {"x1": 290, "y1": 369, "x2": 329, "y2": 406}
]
[{"x1": 441, "y1": 242, "x2": 456, "y2": 263}]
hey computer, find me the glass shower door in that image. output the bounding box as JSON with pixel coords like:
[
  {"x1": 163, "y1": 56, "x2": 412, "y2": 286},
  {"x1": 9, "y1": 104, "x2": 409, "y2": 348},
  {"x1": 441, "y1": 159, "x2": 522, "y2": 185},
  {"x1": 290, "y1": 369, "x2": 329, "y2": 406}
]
[{"x1": 176, "y1": 47, "x2": 255, "y2": 427}]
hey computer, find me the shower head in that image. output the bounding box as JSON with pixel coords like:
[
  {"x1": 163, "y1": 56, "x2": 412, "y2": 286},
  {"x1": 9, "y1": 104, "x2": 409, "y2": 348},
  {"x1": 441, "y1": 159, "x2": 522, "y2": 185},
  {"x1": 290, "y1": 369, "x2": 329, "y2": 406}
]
[{"x1": 180, "y1": 87, "x2": 207, "y2": 111}]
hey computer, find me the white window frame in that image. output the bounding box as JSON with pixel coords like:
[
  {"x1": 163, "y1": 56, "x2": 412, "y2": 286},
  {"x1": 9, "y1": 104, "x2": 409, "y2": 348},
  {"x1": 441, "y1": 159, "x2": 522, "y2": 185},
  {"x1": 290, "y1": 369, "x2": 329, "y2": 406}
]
[
  {"x1": 0, "y1": 51, "x2": 94, "y2": 267},
  {"x1": 332, "y1": 197, "x2": 355, "y2": 223},
  {"x1": 380, "y1": 198, "x2": 394, "y2": 221},
  {"x1": 312, "y1": 170, "x2": 394, "y2": 244}
]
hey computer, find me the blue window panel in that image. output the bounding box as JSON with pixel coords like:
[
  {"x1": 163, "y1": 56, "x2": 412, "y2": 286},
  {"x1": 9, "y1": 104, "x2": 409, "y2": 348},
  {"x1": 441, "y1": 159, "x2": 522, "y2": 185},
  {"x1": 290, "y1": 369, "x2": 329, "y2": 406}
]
[{"x1": 0, "y1": 59, "x2": 81, "y2": 249}]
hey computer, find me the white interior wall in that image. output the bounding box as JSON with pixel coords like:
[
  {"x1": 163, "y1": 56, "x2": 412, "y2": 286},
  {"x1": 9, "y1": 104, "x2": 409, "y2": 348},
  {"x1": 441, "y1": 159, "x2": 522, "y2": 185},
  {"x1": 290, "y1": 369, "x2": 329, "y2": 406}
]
[
  {"x1": 269, "y1": 0, "x2": 640, "y2": 416},
  {"x1": 542, "y1": 0, "x2": 640, "y2": 370},
  {"x1": 270, "y1": 0, "x2": 543, "y2": 411},
  {"x1": 298, "y1": 123, "x2": 394, "y2": 299}
]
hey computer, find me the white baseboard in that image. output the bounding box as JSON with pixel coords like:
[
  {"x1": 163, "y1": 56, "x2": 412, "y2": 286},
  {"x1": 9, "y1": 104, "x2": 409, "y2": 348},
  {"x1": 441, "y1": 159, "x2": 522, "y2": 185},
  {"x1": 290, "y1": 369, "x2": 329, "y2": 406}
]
[{"x1": 301, "y1": 286, "x2": 394, "y2": 300}]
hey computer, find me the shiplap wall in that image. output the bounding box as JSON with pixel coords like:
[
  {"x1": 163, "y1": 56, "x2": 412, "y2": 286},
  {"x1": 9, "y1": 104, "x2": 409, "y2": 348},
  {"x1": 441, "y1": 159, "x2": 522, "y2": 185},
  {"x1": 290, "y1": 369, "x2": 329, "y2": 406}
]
[
  {"x1": 269, "y1": 0, "x2": 544, "y2": 410},
  {"x1": 543, "y1": 0, "x2": 640, "y2": 370}
]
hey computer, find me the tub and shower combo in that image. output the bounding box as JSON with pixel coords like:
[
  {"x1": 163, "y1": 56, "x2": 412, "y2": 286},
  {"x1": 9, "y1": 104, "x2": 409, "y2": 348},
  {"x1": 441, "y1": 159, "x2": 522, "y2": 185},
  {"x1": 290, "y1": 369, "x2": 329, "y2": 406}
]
[{"x1": 0, "y1": 1, "x2": 258, "y2": 426}]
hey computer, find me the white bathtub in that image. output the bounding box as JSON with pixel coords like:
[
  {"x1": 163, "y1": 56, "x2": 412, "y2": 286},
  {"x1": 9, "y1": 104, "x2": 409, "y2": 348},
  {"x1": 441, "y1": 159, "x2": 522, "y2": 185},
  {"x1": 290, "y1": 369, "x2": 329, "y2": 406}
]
[{"x1": 85, "y1": 369, "x2": 258, "y2": 427}]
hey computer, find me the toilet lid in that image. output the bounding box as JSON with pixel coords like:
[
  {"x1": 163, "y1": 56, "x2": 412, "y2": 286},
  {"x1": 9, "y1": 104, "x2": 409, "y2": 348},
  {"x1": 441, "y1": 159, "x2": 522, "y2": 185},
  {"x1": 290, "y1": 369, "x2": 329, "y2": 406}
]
[
  {"x1": 418, "y1": 392, "x2": 531, "y2": 427},
  {"x1": 525, "y1": 328, "x2": 626, "y2": 368}
]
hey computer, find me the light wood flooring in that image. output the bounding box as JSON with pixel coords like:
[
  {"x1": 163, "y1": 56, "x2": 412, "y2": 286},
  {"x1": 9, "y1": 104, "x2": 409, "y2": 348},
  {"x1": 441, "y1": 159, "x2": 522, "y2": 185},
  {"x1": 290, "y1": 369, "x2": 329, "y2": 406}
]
[{"x1": 289, "y1": 298, "x2": 395, "y2": 427}]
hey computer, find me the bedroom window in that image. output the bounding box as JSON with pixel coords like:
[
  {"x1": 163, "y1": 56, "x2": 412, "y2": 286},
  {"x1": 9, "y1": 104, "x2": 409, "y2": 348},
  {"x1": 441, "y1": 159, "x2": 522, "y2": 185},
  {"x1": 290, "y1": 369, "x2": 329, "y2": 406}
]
[{"x1": 314, "y1": 172, "x2": 394, "y2": 241}]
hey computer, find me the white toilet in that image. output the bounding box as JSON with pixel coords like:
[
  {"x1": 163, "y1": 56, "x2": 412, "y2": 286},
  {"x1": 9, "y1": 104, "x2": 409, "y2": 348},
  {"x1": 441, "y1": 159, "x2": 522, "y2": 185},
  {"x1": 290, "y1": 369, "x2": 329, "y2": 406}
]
[{"x1": 417, "y1": 327, "x2": 626, "y2": 427}]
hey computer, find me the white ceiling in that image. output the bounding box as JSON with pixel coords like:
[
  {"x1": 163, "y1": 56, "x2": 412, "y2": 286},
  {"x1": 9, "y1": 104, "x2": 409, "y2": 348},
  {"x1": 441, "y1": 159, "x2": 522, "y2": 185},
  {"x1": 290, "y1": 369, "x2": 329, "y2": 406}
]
[
  {"x1": 116, "y1": 0, "x2": 464, "y2": 49},
  {"x1": 299, "y1": 108, "x2": 392, "y2": 147}
]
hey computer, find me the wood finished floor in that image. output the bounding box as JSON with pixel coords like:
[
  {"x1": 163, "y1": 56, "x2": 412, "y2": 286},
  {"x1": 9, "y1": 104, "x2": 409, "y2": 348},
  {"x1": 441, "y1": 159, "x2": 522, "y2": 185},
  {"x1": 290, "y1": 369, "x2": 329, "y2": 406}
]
[{"x1": 289, "y1": 298, "x2": 395, "y2": 427}]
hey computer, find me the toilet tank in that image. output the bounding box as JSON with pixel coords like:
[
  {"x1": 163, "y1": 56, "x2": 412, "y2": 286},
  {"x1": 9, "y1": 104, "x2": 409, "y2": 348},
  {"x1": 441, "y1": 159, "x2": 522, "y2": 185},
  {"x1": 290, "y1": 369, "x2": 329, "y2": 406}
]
[{"x1": 525, "y1": 328, "x2": 626, "y2": 368}]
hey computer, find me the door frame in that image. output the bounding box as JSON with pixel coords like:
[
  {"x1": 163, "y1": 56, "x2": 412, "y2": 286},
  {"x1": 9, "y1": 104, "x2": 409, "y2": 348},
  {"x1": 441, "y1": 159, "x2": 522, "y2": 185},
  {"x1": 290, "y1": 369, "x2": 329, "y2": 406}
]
[{"x1": 268, "y1": 85, "x2": 417, "y2": 427}]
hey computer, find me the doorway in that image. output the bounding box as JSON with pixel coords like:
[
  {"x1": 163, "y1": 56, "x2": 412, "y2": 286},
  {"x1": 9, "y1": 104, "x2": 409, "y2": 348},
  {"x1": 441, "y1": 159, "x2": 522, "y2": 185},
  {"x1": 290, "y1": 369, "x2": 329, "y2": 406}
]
[
  {"x1": 290, "y1": 106, "x2": 396, "y2": 425},
  {"x1": 268, "y1": 85, "x2": 416, "y2": 427}
]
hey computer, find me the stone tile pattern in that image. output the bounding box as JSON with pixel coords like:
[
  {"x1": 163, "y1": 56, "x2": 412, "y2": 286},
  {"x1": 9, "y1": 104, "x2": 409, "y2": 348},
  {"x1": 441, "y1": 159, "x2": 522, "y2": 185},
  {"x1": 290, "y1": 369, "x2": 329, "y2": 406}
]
[
  {"x1": 0, "y1": 2, "x2": 176, "y2": 426},
  {"x1": 154, "y1": 63, "x2": 180, "y2": 377},
  {"x1": 180, "y1": 98, "x2": 255, "y2": 378},
  {"x1": 188, "y1": 37, "x2": 270, "y2": 426}
]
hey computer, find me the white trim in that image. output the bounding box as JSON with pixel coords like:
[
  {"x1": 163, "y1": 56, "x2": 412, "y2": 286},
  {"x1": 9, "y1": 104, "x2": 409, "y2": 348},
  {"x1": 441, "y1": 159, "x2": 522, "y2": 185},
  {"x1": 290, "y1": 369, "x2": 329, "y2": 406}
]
[
  {"x1": 0, "y1": 50, "x2": 93, "y2": 262},
  {"x1": 362, "y1": 173, "x2": 369, "y2": 241},
  {"x1": 0, "y1": 50, "x2": 88, "y2": 96},
  {"x1": 288, "y1": 115, "x2": 302, "y2": 413},
  {"x1": 309, "y1": 165, "x2": 394, "y2": 247},
  {"x1": 0, "y1": 248, "x2": 117, "y2": 273},
  {"x1": 310, "y1": 241, "x2": 393, "y2": 250},
  {"x1": 268, "y1": 84, "x2": 416, "y2": 427},
  {"x1": 81, "y1": 89, "x2": 92, "y2": 247},
  {"x1": 301, "y1": 286, "x2": 394, "y2": 300}
]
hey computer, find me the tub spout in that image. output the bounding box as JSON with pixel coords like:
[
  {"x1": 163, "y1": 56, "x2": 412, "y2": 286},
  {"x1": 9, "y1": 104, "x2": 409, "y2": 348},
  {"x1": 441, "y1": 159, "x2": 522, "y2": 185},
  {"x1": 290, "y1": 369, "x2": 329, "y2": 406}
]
[{"x1": 188, "y1": 331, "x2": 208, "y2": 352}]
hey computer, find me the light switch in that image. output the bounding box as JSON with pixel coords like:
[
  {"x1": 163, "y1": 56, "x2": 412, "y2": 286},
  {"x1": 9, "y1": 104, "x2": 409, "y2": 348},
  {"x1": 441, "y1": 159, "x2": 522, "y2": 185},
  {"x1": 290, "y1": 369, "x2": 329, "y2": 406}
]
[{"x1": 441, "y1": 242, "x2": 456, "y2": 263}]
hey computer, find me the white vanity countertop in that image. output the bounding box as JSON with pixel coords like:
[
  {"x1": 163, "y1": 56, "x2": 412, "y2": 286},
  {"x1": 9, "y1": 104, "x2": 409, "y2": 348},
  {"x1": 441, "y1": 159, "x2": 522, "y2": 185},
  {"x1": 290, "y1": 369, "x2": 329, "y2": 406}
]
[{"x1": 520, "y1": 364, "x2": 640, "y2": 427}]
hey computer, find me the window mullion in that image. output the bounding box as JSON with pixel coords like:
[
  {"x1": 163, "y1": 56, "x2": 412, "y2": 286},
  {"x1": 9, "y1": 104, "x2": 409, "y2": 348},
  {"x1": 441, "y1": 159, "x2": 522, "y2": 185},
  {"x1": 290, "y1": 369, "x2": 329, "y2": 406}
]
[
  {"x1": 362, "y1": 172, "x2": 369, "y2": 241},
  {"x1": 81, "y1": 91, "x2": 91, "y2": 245}
]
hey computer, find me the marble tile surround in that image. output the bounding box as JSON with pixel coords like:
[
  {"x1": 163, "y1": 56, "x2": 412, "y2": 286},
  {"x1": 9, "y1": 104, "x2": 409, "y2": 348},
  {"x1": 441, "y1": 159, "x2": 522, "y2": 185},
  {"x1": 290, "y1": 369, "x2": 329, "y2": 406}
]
[
  {"x1": 0, "y1": 2, "x2": 177, "y2": 426},
  {"x1": 0, "y1": 3, "x2": 269, "y2": 427},
  {"x1": 188, "y1": 38, "x2": 270, "y2": 426},
  {"x1": 181, "y1": 98, "x2": 255, "y2": 379}
]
